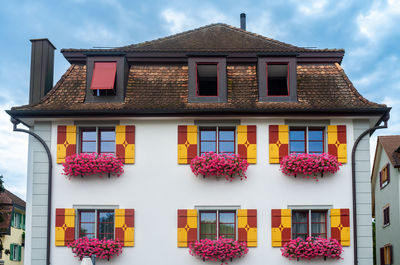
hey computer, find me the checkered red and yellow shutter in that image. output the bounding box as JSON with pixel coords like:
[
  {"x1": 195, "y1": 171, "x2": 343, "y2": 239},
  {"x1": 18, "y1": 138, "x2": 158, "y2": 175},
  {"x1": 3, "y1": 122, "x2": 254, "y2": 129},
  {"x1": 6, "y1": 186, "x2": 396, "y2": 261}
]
[
  {"x1": 55, "y1": 208, "x2": 75, "y2": 246},
  {"x1": 269, "y1": 125, "x2": 289, "y2": 164},
  {"x1": 327, "y1": 125, "x2": 347, "y2": 163},
  {"x1": 116, "y1": 125, "x2": 135, "y2": 164},
  {"x1": 330, "y1": 208, "x2": 350, "y2": 246},
  {"x1": 237, "y1": 125, "x2": 257, "y2": 164},
  {"x1": 238, "y1": 209, "x2": 257, "y2": 247},
  {"x1": 271, "y1": 209, "x2": 291, "y2": 247},
  {"x1": 57, "y1": 125, "x2": 76, "y2": 163},
  {"x1": 115, "y1": 209, "x2": 135, "y2": 247},
  {"x1": 177, "y1": 125, "x2": 198, "y2": 164},
  {"x1": 177, "y1": 209, "x2": 197, "y2": 247}
]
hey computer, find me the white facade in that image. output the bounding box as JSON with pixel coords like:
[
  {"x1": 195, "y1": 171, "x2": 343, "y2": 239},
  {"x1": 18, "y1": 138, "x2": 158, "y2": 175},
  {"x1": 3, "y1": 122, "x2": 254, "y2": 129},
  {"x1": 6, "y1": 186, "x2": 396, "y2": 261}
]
[{"x1": 22, "y1": 117, "x2": 378, "y2": 265}]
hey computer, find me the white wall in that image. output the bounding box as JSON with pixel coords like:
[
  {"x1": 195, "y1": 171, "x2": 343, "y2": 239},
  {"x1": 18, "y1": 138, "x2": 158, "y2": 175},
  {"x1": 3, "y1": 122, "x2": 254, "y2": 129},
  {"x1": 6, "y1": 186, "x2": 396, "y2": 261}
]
[{"x1": 46, "y1": 118, "x2": 356, "y2": 265}]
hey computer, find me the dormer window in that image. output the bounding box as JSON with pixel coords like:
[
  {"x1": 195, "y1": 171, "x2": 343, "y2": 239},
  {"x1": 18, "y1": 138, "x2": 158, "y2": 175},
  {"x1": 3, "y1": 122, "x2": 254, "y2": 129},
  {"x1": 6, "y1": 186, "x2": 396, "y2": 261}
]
[
  {"x1": 90, "y1": 62, "x2": 117, "y2": 96},
  {"x1": 267, "y1": 64, "x2": 289, "y2": 96},
  {"x1": 258, "y1": 57, "x2": 297, "y2": 102},
  {"x1": 188, "y1": 57, "x2": 227, "y2": 103}
]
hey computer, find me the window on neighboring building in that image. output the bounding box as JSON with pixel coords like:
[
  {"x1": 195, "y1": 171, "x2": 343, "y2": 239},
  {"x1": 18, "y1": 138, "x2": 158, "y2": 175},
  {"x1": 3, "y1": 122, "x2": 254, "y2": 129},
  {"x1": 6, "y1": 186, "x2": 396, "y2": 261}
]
[
  {"x1": 10, "y1": 244, "x2": 21, "y2": 261},
  {"x1": 200, "y1": 210, "x2": 236, "y2": 240},
  {"x1": 12, "y1": 212, "x2": 24, "y2": 229},
  {"x1": 78, "y1": 209, "x2": 114, "y2": 240},
  {"x1": 380, "y1": 164, "x2": 390, "y2": 189},
  {"x1": 197, "y1": 64, "x2": 218, "y2": 96},
  {"x1": 80, "y1": 127, "x2": 116, "y2": 154},
  {"x1": 199, "y1": 127, "x2": 235, "y2": 155},
  {"x1": 267, "y1": 64, "x2": 289, "y2": 96},
  {"x1": 289, "y1": 127, "x2": 324, "y2": 154},
  {"x1": 292, "y1": 210, "x2": 327, "y2": 240},
  {"x1": 383, "y1": 205, "x2": 390, "y2": 227},
  {"x1": 90, "y1": 62, "x2": 117, "y2": 96},
  {"x1": 381, "y1": 244, "x2": 393, "y2": 265}
]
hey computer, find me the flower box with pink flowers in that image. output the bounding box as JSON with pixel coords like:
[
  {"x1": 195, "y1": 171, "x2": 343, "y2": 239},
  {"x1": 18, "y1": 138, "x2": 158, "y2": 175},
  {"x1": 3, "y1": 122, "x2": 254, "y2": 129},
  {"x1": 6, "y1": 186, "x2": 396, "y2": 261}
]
[
  {"x1": 190, "y1": 152, "x2": 249, "y2": 181},
  {"x1": 68, "y1": 237, "x2": 123, "y2": 261},
  {"x1": 189, "y1": 238, "x2": 249, "y2": 264},
  {"x1": 62, "y1": 153, "x2": 124, "y2": 179},
  {"x1": 281, "y1": 237, "x2": 343, "y2": 261},
  {"x1": 280, "y1": 153, "x2": 342, "y2": 180}
]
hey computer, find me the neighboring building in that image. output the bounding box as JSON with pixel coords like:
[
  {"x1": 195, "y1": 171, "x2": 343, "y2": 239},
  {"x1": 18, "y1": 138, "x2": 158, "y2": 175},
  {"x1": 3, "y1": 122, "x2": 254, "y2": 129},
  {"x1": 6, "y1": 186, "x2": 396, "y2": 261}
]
[
  {"x1": 371, "y1": 136, "x2": 400, "y2": 265},
  {"x1": 0, "y1": 190, "x2": 26, "y2": 265},
  {"x1": 7, "y1": 19, "x2": 390, "y2": 265}
]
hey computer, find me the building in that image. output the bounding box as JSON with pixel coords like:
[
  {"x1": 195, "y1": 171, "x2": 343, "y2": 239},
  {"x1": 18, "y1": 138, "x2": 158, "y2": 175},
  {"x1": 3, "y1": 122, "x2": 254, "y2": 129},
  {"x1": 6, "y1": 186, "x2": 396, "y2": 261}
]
[
  {"x1": 371, "y1": 136, "x2": 400, "y2": 265},
  {"x1": 0, "y1": 190, "x2": 26, "y2": 265},
  {"x1": 7, "y1": 18, "x2": 390, "y2": 265}
]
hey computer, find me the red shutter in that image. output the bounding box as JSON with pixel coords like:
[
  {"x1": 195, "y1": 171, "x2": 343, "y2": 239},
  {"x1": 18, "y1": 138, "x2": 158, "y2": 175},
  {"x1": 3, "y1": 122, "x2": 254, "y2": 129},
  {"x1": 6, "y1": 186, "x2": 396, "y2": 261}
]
[
  {"x1": 177, "y1": 126, "x2": 198, "y2": 164},
  {"x1": 90, "y1": 62, "x2": 117, "y2": 90},
  {"x1": 237, "y1": 209, "x2": 257, "y2": 247},
  {"x1": 116, "y1": 125, "x2": 135, "y2": 164},
  {"x1": 115, "y1": 209, "x2": 134, "y2": 247},
  {"x1": 177, "y1": 209, "x2": 197, "y2": 247},
  {"x1": 327, "y1": 125, "x2": 347, "y2": 163},
  {"x1": 55, "y1": 209, "x2": 75, "y2": 246},
  {"x1": 330, "y1": 208, "x2": 350, "y2": 246},
  {"x1": 57, "y1": 125, "x2": 76, "y2": 163},
  {"x1": 271, "y1": 209, "x2": 291, "y2": 247},
  {"x1": 269, "y1": 125, "x2": 288, "y2": 163},
  {"x1": 237, "y1": 125, "x2": 257, "y2": 164}
]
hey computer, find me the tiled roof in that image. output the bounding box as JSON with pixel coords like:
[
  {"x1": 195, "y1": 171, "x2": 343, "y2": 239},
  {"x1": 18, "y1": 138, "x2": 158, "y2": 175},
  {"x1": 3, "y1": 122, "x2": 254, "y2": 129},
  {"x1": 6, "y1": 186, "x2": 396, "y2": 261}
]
[
  {"x1": 61, "y1": 24, "x2": 343, "y2": 53},
  {"x1": 10, "y1": 62, "x2": 386, "y2": 115},
  {"x1": 378, "y1": 136, "x2": 400, "y2": 167},
  {"x1": 0, "y1": 189, "x2": 25, "y2": 234}
]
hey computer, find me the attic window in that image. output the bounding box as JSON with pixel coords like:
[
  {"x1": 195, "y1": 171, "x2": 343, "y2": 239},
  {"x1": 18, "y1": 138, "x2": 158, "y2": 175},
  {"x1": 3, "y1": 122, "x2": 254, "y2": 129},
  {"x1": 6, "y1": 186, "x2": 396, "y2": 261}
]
[
  {"x1": 267, "y1": 64, "x2": 289, "y2": 96},
  {"x1": 90, "y1": 62, "x2": 117, "y2": 96},
  {"x1": 197, "y1": 64, "x2": 218, "y2": 96}
]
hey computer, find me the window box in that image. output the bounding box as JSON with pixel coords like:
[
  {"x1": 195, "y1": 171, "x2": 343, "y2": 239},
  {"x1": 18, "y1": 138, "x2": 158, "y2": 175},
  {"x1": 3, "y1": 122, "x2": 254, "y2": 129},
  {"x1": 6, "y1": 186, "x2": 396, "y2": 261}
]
[
  {"x1": 62, "y1": 153, "x2": 124, "y2": 178},
  {"x1": 68, "y1": 237, "x2": 122, "y2": 261},
  {"x1": 281, "y1": 237, "x2": 343, "y2": 261},
  {"x1": 190, "y1": 152, "x2": 249, "y2": 181},
  {"x1": 280, "y1": 153, "x2": 342, "y2": 180},
  {"x1": 189, "y1": 237, "x2": 248, "y2": 263}
]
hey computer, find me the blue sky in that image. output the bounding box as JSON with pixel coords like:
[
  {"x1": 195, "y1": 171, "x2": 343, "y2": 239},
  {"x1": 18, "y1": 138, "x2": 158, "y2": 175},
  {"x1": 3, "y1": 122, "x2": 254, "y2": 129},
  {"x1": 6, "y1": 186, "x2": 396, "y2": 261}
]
[{"x1": 1, "y1": 0, "x2": 399, "y2": 199}]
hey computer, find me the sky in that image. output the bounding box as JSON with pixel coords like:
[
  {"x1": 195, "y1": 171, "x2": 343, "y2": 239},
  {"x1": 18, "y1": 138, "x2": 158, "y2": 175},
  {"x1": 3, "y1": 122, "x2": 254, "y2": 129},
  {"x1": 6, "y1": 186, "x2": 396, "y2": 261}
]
[{"x1": 0, "y1": 0, "x2": 400, "y2": 199}]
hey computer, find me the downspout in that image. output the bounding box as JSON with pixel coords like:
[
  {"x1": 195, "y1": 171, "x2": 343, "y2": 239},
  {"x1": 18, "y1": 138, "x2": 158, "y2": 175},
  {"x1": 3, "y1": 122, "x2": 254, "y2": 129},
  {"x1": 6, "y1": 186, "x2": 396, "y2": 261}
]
[
  {"x1": 10, "y1": 117, "x2": 53, "y2": 265},
  {"x1": 351, "y1": 113, "x2": 389, "y2": 265}
]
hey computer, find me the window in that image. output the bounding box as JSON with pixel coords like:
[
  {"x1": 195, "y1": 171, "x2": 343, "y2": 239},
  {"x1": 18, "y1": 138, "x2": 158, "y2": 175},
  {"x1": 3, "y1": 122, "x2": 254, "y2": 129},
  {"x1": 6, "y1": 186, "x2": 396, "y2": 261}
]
[
  {"x1": 197, "y1": 64, "x2": 218, "y2": 96},
  {"x1": 90, "y1": 62, "x2": 117, "y2": 96},
  {"x1": 199, "y1": 127, "x2": 235, "y2": 155},
  {"x1": 200, "y1": 210, "x2": 236, "y2": 240},
  {"x1": 10, "y1": 244, "x2": 21, "y2": 261},
  {"x1": 289, "y1": 127, "x2": 324, "y2": 154},
  {"x1": 381, "y1": 244, "x2": 393, "y2": 265},
  {"x1": 267, "y1": 64, "x2": 288, "y2": 96},
  {"x1": 80, "y1": 127, "x2": 115, "y2": 154},
  {"x1": 12, "y1": 212, "x2": 24, "y2": 229},
  {"x1": 292, "y1": 210, "x2": 327, "y2": 240},
  {"x1": 258, "y1": 57, "x2": 297, "y2": 102},
  {"x1": 380, "y1": 164, "x2": 390, "y2": 189},
  {"x1": 383, "y1": 205, "x2": 390, "y2": 227},
  {"x1": 188, "y1": 57, "x2": 227, "y2": 103},
  {"x1": 78, "y1": 210, "x2": 114, "y2": 240}
]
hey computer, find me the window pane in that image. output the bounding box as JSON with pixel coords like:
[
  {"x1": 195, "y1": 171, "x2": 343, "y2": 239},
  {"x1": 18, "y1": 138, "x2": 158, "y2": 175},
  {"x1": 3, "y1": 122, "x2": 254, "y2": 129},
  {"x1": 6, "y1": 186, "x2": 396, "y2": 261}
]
[
  {"x1": 80, "y1": 223, "x2": 95, "y2": 237},
  {"x1": 197, "y1": 64, "x2": 218, "y2": 96},
  {"x1": 290, "y1": 130, "x2": 305, "y2": 140},
  {"x1": 219, "y1": 130, "x2": 234, "y2": 141},
  {"x1": 100, "y1": 142, "x2": 115, "y2": 153},
  {"x1": 311, "y1": 211, "x2": 326, "y2": 238},
  {"x1": 219, "y1": 212, "x2": 235, "y2": 223},
  {"x1": 100, "y1": 130, "x2": 115, "y2": 141},
  {"x1": 267, "y1": 64, "x2": 288, "y2": 96},
  {"x1": 200, "y1": 212, "x2": 217, "y2": 240},
  {"x1": 219, "y1": 142, "x2": 235, "y2": 154},
  {"x1": 308, "y1": 130, "x2": 323, "y2": 141},
  {"x1": 81, "y1": 211, "x2": 95, "y2": 222},
  {"x1": 219, "y1": 212, "x2": 235, "y2": 239},
  {"x1": 290, "y1": 142, "x2": 305, "y2": 153},
  {"x1": 98, "y1": 211, "x2": 114, "y2": 240},
  {"x1": 201, "y1": 130, "x2": 216, "y2": 141},
  {"x1": 309, "y1": 141, "x2": 323, "y2": 153},
  {"x1": 201, "y1": 142, "x2": 216, "y2": 153},
  {"x1": 82, "y1": 142, "x2": 96, "y2": 153},
  {"x1": 292, "y1": 211, "x2": 308, "y2": 240},
  {"x1": 80, "y1": 211, "x2": 95, "y2": 238},
  {"x1": 82, "y1": 131, "x2": 96, "y2": 141}
]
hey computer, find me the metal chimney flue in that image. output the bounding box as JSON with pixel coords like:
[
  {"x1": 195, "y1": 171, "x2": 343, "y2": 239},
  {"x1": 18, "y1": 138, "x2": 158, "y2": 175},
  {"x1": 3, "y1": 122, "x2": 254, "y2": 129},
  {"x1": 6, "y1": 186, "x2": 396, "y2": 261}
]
[
  {"x1": 240, "y1": 13, "x2": 246, "y2": 30},
  {"x1": 29, "y1": 38, "x2": 56, "y2": 105}
]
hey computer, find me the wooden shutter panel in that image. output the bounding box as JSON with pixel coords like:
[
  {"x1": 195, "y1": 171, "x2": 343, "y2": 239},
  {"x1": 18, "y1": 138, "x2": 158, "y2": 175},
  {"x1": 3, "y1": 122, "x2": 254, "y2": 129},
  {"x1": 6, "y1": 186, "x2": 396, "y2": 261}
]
[
  {"x1": 237, "y1": 209, "x2": 257, "y2": 247},
  {"x1": 177, "y1": 209, "x2": 197, "y2": 247},
  {"x1": 55, "y1": 208, "x2": 75, "y2": 246},
  {"x1": 380, "y1": 247, "x2": 385, "y2": 265},
  {"x1": 177, "y1": 126, "x2": 198, "y2": 164},
  {"x1": 116, "y1": 125, "x2": 135, "y2": 164},
  {"x1": 327, "y1": 125, "x2": 347, "y2": 163},
  {"x1": 237, "y1": 125, "x2": 257, "y2": 164},
  {"x1": 269, "y1": 125, "x2": 289, "y2": 164},
  {"x1": 389, "y1": 245, "x2": 393, "y2": 265},
  {"x1": 57, "y1": 125, "x2": 76, "y2": 164},
  {"x1": 115, "y1": 209, "x2": 134, "y2": 247},
  {"x1": 330, "y1": 208, "x2": 350, "y2": 246},
  {"x1": 387, "y1": 164, "x2": 390, "y2": 184},
  {"x1": 271, "y1": 209, "x2": 291, "y2": 247},
  {"x1": 17, "y1": 245, "x2": 21, "y2": 261},
  {"x1": 10, "y1": 244, "x2": 14, "y2": 260}
]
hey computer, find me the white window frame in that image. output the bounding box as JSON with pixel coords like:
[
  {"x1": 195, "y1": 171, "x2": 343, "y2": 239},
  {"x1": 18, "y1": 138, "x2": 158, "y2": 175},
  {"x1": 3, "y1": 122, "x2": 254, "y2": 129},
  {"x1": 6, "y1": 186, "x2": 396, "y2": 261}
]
[{"x1": 11, "y1": 244, "x2": 19, "y2": 261}]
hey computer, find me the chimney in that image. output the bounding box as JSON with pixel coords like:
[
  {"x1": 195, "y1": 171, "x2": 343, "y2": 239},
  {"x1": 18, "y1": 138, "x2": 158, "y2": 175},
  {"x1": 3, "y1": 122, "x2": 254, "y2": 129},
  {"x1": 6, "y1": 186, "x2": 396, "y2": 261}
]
[
  {"x1": 240, "y1": 13, "x2": 246, "y2": 30},
  {"x1": 29, "y1": 39, "x2": 56, "y2": 105}
]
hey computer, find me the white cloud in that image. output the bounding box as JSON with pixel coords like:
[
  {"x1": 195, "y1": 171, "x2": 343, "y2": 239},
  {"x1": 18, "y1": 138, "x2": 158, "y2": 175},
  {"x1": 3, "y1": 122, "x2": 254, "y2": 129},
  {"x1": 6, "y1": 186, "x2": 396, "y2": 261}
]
[
  {"x1": 290, "y1": 0, "x2": 349, "y2": 17},
  {"x1": 357, "y1": 0, "x2": 400, "y2": 42},
  {"x1": 298, "y1": 0, "x2": 329, "y2": 15}
]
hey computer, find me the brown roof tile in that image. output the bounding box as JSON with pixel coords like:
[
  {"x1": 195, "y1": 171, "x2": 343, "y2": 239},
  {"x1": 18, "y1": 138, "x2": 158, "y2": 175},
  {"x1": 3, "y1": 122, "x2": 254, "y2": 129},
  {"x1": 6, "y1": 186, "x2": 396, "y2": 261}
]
[{"x1": 377, "y1": 136, "x2": 400, "y2": 167}]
